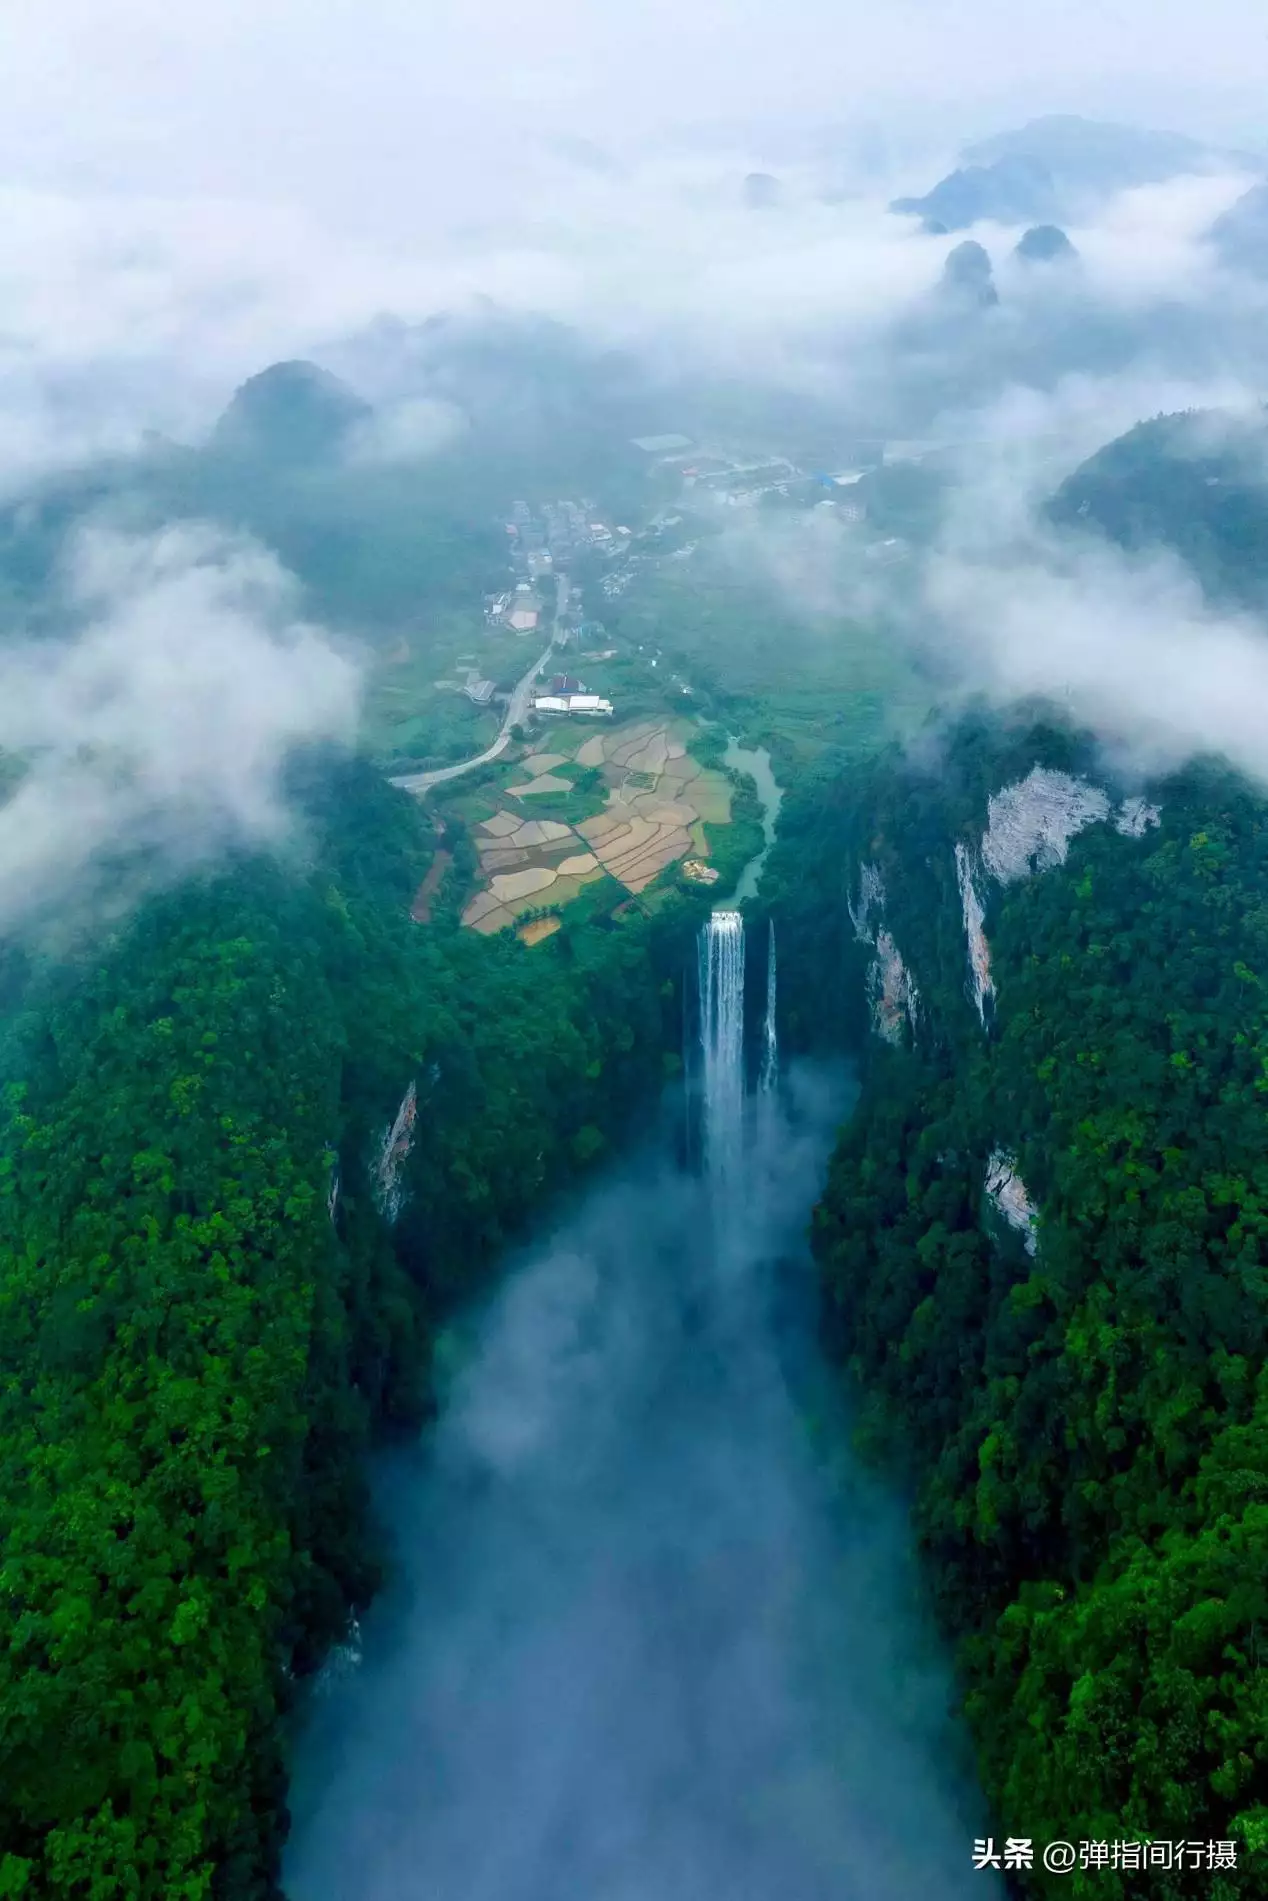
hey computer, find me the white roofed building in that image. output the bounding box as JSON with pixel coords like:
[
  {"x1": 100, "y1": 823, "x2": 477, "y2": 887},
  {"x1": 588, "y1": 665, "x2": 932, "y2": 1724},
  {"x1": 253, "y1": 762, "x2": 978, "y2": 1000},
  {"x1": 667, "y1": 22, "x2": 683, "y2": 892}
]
[{"x1": 532, "y1": 692, "x2": 613, "y2": 717}]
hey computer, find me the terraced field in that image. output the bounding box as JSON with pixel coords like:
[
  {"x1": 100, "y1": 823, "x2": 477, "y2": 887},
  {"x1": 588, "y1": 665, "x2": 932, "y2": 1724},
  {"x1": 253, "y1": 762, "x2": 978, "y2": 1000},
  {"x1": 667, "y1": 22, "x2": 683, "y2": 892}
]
[{"x1": 458, "y1": 718, "x2": 733, "y2": 935}]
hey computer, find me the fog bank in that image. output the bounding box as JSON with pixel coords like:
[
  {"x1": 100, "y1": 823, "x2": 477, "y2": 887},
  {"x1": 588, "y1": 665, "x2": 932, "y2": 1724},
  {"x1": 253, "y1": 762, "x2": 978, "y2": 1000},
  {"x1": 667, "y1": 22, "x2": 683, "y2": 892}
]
[
  {"x1": 285, "y1": 1068, "x2": 995, "y2": 1901},
  {"x1": 0, "y1": 524, "x2": 360, "y2": 936}
]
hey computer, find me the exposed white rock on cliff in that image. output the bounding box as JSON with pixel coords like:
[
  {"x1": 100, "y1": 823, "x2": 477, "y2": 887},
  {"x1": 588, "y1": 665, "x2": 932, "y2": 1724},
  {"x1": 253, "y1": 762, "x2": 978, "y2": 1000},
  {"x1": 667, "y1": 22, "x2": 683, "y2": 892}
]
[
  {"x1": 850, "y1": 862, "x2": 919, "y2": 1043},
  {"x1": 1114, "y1": 796, "x2": 1162, "y2": 838},
  {"x1": 954, "y1": 843, "x2": 994, "y2": 1024},
  {"x1": 982, "y1": 769, "x2": 1111, "y2": 884},
  {"x1": 985, "y1": 1149, "x2": 1039, "y2": 1255},
  {"x1": 981, "y1": 767, "x2": 1162, "y2": 882},
  {"x1": 376, "y1": 1078, "x2": 418, "y2": 1224},
  {"x1": 848, "y1": 860, "x2": 886, "y2": 942},
  {"x1": 869, "y1": 928, "x2": 920, "y2": 1045}
]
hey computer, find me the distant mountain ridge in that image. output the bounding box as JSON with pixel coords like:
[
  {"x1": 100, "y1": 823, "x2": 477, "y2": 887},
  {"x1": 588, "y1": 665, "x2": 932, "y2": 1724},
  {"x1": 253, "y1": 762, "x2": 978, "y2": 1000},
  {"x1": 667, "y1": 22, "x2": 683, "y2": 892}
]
[
  {"x1": 963, "y1": 114, "x2": 1262, "y2": 189},
  {"x1": 892, "y1": 155, "x2": 1058, "y2": 233},
  {"x1": 1207, "y1": 183, "x2": 1268, "y2": 275},
  {"x1": 939, "y1": 239, "x2": 1000, "y2": 308},
  {"x1": 1014, "y1": 224, "x2": 1078, "y2": 265},
  {"x1": 893, "y1": 114, "x2": 1265, "y2": 234},
  {"x1": 211, "y1": 360, "x2": 372, "y2": 461}
]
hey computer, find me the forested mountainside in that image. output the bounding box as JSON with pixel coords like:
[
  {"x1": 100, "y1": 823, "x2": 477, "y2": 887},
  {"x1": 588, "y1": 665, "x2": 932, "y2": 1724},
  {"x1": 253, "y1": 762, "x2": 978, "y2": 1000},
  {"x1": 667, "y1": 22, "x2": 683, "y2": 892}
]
[
  {"x1": 1051, "y1": 409, "x2": 1268, "y2": 609},
  {"x1": 0, "y1": 403, "x2": 505, "y2": 636},
  {"x1": 770, "y1": 709, "x2": 1268, "y2": 1895},
  {"x1": 0, "y1": 756, "x2": 704, "y2": 1900}
]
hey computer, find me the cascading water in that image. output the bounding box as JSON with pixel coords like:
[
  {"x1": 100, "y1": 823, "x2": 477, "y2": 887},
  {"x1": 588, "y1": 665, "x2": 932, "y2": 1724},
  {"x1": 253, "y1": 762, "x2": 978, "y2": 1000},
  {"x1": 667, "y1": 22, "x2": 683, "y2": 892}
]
[
  {"x1": 760, "y1": 919, "x2": 778, "y2": 1095},
  {"x1": 286, "y1": 911, "x2": 999, "y2": 1901},
  {"x1": 697, "y1": 909, "x2": 746, "y2": 1186}
]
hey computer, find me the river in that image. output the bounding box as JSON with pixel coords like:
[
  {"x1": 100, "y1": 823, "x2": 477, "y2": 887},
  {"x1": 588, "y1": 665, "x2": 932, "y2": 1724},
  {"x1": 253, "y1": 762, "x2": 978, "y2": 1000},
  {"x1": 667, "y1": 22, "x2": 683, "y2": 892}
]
[
  {"x1": 724, "y1": 735, "x2": 783, "y2": 903},
  {"x1": 284, "y1": 915, "x2": 998, "y2": 1901}
]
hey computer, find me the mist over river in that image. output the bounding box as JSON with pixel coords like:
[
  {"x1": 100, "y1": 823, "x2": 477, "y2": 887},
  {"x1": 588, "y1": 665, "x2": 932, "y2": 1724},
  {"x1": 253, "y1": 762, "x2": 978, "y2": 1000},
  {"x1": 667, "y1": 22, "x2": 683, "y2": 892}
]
[{"x1": 284, "y1": 922, "x2": 997, "y2": 1901}]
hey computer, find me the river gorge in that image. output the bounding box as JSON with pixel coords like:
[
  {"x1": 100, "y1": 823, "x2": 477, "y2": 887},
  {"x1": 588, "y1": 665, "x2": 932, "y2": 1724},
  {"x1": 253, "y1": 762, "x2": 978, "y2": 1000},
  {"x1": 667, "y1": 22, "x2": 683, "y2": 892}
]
[{"x1": 284, "y1": 914, "x2": 996, "y2": 1900}]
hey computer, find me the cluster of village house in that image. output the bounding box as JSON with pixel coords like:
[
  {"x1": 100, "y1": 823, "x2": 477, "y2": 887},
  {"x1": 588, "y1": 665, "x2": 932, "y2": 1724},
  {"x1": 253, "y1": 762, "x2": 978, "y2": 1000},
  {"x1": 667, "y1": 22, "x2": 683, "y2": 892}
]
[
  {"x1": 477, "y1": 499, "x2": 620, "y2": 717},
  {"x1": 473, "y1": 440, "x2": 897, "y2": 723},
  {"x1": 484, "y1": 497, "x2": 633, "y2": 638}
]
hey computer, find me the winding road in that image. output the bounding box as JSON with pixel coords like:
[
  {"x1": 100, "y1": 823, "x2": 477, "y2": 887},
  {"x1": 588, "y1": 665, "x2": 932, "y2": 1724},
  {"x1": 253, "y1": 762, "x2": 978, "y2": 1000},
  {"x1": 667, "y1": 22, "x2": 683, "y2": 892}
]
[
  {"x1": 388, "y1": 635, "x2": 556, "y2": 797},
  {"x1": 389, "y1": 572, "x2": 569, "y2": 797}
]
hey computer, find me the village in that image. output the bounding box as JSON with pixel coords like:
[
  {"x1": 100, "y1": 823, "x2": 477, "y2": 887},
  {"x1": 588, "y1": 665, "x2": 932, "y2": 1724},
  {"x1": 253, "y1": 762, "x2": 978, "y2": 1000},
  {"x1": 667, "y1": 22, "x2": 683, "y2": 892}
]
[
  {"x1": 392, "y1": 423, "x2": 920, "y2": 945},
  {"x1": 401, "y1": 476, "x2": 746, "y2": 940}
]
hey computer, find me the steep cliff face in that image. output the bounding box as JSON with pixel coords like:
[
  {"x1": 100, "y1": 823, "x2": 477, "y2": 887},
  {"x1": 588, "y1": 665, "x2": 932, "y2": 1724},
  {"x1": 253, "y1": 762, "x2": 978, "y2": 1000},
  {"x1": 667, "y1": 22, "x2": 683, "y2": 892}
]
[
  {"x1": 981, "y1": 768, "x2": 1111, "y2": 883},
  {"x1": 984, "y1": 1149, "x2": 1039, "y2": 1254},
  {"x1": 954, "y1": 842, "x2": 994, "y2": 1025},
  {"x1": 870, "y1": 929, "x2": 920, "y2": 1045},
  {"x1": 807, "y1": 732, "x2": 1268, "y2": 1879},
  {"x1": 955, "y1": 768, "x2": 1160, "y2": 1023},
  {"x1": 981, "y1": 767, "x2": 1159, "y2": 882},
  {"x1": 1115, "y1": 794, "x2": 1162, "y2": 837},
  {"x1": 849, "y1": 862, "x2": 919, "y2": 1045},
  {"x1": 783, "y1": 729, "x2": 1174, "y2": 1270},
  {"x1": 847, "y1": 860, "x2": 886, "y2": 943},
  {"x1": 376, "y1": 1079, "x2": 418, "y2": 1224}
]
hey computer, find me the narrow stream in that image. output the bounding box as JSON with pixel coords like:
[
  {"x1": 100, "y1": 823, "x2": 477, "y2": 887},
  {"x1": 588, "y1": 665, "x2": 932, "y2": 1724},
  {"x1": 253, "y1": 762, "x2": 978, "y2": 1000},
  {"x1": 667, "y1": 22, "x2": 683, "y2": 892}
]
[
  {"x1": 724, "y1": 735, "x2": 783, "y2": 903},
  {"x1": 284, "y1": 916, "x2": 997, "y2": 1900}
]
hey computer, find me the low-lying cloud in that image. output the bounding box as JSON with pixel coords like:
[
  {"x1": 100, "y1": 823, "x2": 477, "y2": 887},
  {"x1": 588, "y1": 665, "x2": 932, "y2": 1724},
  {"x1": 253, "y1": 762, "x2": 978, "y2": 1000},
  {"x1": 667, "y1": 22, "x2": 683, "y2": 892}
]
[
  {"x1": 907, "y1": 382, "x2": 1268, "y2": 787},
  {"x1": 6, "y1": 142, "x2": 1268, "y2": 495},
  {"x1": 3, "y1": 24, "x2": 1268, "y2": 837},
  {"x1": 711, "y1": 363, "x2": 1268, "y2": 794},
  {"x1": 285, "y1": 1070, "x2": 996, "y2": 1901},
  {"x1": 0, "y1": 523, "x2": 360, "y2": 936},
  {"x1": 344, "y1": 396, "x2": 469, "y2": 466},
  {"x1": 1064, "y1": 170, "x2": 1256, "y2": 303},
  {"x1": 926, "y1": 530, "x2": 1268, "y2": 784}
]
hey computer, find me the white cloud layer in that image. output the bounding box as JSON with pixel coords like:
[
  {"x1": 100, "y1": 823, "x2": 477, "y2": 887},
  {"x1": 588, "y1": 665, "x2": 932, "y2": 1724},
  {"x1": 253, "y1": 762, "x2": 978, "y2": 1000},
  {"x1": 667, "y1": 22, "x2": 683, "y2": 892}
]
[
  {"x1": 4, "y1": 1, "x2": 1268, "y2": 204},
  {"x1": 926, "y1": 531, "x2": 1268, "y2": 786},
  {"x1": 912, "y1": 380, "x2": 1268, "y2": 796},
  {"x1": 344, "y1": 398, "x2": 469, "y2": 466},
  {"x1": 713, "y1": 360, "x2": 1268, "y2": 795},
  {"x1": 0, "y1": 4, "x2": 1267, "y2": 842},
  {"x1": 0, "y1": 525, "x2": 361, "y2": 934},
  {"x1": 0, "y1": 3, "x2": 1262, "y2": 492},
  {"x1": 3, "y1": 157, "x2": 1267, "y2": 498}
]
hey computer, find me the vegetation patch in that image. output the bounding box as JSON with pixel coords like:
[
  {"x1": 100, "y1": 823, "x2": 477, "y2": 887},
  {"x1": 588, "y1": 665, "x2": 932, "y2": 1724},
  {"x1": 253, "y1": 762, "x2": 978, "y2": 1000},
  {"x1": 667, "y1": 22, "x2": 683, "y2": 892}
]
[
  {"x1": 782, "y1": 714, "x2": 1268, "y2": 1887},
  {"x1": 449, "y1": 717, "x2": 743, "y2": 920},
  {"x1": 0, "y1": 755, "x2": 719, "y2": 1897}
]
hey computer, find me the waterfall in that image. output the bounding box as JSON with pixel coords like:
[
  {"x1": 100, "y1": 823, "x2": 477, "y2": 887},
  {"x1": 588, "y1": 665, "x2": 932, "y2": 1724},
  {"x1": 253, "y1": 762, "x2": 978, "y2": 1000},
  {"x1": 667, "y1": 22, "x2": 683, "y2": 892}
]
[
  {"x1": 375, "y1": 1079, "x2": 418, "y2": 1224},
  {"x1": 697, "y1": 910, "x2": 746, "y2": 1185},
  {"x1": 760, "y1": 920, "x2": 778, "y2": 1094}
]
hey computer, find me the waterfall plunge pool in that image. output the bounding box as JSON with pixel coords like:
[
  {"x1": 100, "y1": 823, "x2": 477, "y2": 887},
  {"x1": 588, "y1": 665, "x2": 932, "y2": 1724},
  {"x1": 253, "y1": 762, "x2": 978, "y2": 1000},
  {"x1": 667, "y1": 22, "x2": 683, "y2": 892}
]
[{"x1": 284, "y1": 916, "x2": 997, "y2": 1901}]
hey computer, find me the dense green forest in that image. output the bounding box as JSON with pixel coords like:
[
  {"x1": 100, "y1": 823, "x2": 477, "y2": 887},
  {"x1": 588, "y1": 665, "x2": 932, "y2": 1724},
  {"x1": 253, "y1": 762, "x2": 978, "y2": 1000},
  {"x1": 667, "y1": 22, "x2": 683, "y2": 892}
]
[
  {"x1": 0, "y1": 438, "x2": 506, "y2": 637},
  {"x1": 13, "y1": 348, "x2": 1268, "y2": 1899},
  {"x1": 1051, "y1": 407, "x2": 1268, "y2": 609},
  {"x1": 767, "y1": 710, "x2": 1268, "y2": 1896},
  {"x1": 0, "y1": 756, "x2": 709, "y2": 1899}
]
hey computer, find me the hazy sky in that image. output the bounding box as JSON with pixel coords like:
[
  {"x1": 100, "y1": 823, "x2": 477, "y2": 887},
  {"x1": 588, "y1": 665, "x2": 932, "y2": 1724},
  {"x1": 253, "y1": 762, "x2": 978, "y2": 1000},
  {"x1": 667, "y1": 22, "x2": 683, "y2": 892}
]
[
  {"x1": 0, "y1": 0, "x2": 1265, "y2": 481},
  {"x1": 5, "y1": 1, "x2": 1268, "y2": 229}
]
